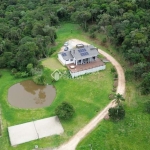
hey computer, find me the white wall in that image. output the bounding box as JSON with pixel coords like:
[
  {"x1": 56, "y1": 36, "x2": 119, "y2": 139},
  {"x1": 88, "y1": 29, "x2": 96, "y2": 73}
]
[
  {"x1": 70, "y1": 65, "x2": 106, "y2": 78},
  {"x1": 58, "y1": 54, "x2": 66, "y2": 65},
  {"x1": 65, "y1": 59, "x2": 74, "y2": 65},
  {"x1": 58, "y1": 54, "x2": 74, "y2": 65}
]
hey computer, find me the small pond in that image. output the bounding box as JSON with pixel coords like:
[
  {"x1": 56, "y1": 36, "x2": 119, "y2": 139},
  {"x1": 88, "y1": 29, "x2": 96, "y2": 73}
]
[{"x1": 8, "y1": 80, "x2": 56, "y2": 109}]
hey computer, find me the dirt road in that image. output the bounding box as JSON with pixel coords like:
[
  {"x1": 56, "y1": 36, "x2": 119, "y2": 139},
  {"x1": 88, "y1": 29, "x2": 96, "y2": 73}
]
[{"x1": 39, "y1": 39, "x2": 125, "y2": 150}]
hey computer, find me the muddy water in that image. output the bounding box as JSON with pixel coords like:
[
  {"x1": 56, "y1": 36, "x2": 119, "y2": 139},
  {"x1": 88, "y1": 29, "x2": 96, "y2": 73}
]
[{"x1": 8, "y1": 80, "x2": 56, "y2": 109}]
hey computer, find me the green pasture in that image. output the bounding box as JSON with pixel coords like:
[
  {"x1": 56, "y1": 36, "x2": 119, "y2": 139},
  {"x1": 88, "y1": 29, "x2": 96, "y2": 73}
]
[{"x1": 0, "y1": 23, "x2": 114, "y2": 150}]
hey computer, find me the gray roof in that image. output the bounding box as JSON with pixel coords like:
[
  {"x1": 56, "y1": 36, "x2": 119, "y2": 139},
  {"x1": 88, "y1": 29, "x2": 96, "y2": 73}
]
[
  {"x1": 59, "y1": 45, "x2": 99, "y2": 60},
  {"x1": 59, "y1": 51, "x2": 73, "y2": 60},
  {"x1": 71, "y1": 45, "x2": 99, "y2": 60}
]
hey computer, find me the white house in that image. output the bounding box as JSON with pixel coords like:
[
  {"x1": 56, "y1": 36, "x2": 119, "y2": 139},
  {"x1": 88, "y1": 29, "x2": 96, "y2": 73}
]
[{"x1": 58, "y1": 44, "x2": 106, "y2": 78}]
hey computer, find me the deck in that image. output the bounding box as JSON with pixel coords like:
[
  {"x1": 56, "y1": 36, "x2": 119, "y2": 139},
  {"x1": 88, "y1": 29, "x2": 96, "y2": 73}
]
[{"x1": 66, "y1": 58, "x2": 105, "y2": 73}]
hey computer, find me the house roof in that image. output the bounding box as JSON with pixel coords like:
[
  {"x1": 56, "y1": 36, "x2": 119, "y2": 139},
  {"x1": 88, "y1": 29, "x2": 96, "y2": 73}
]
[
  {"x1": 59, "y1": 51, "x2": 73, "y2": 60},
  {"x1": 59, "y1": 44, "x2": 99, "y2": 60},
  {"x1": 70, "y1": 45, "x2": 99, "y2": 60}
]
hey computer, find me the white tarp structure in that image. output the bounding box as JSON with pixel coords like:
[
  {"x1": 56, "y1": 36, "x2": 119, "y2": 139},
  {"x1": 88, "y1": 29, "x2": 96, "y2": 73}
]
[{"x1": 8, "y1": 116, "x2": 64, "y2": 146}]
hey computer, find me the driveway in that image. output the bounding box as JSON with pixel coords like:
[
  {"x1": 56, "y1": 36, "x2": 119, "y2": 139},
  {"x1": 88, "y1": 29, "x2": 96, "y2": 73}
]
[{"x1": 38, "y1": 39, "x2": 125, "y2": 150}]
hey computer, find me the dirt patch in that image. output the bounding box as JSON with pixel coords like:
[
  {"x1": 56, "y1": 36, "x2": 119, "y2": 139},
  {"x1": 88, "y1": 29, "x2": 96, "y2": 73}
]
[{"x1": 113, "y1": 80, "x2": 118, "y2": 88}]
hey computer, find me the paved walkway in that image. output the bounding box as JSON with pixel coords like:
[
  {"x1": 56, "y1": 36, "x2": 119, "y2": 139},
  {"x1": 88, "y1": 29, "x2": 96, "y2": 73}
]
[{"x1": 36, "y1": 39, "x2": 125, "y2": 150}]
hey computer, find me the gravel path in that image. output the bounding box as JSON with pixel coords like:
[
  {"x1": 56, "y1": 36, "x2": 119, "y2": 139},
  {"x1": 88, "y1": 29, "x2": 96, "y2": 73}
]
[{"x1": 37, "y1": 39, "x2": 125, "y2": 150}]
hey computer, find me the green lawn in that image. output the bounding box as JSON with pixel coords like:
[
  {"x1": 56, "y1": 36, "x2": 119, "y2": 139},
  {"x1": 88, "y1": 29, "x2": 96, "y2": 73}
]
[
  {"x1": 0, "y1": 65, "x2": 113, "y2": 149},
  {"x1": 1, "y1": 22, "x2": 149, "y2": 150},
  {"x1": 77, "y1": 82, "x2": 150, "y2": 150},
  {"x1": 42, "y1": 57, "x2": 66, "y2": 70},
  {"x1": 74, "y1": 26, "x2": 150, "y2": 150},
  {"x1": 0, "y1": 31, "x2": 114, "y2": 150}
]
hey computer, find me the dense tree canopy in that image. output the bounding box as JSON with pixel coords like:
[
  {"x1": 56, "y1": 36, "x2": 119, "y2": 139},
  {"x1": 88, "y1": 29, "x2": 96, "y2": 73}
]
[
  {"x1": 0, "y1": 0, "x2": 58, "y2": 71},
  {"x1": 0, "y1": 0, "x2": 150, "y2": 93},
  {"x1": 67, "y1": 0, "x2": 150, "y2": 94}
]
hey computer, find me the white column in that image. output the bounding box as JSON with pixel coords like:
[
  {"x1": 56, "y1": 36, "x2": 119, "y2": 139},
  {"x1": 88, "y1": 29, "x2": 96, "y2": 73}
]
[{"x1": 76, "y1": 60, "x2": 77, "y2": 65}]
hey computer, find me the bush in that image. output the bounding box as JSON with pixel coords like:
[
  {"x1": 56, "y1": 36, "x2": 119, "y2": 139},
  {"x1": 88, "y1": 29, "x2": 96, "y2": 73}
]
[
  {"x1": 90, "y1": 32, "x2": 96, "y2": 38},
  {"x1": 114, "y1": 73, "x2": 118, "y2": 79},
  {"x1": 62, "y1": 70, "x2": 71, "y2": 79},
  {"x1": 55, "y1": 102, "x2": 75, "y2": 120},
  {"x1": 145, "y1": 101, "x2": 150, "y2": 114},
  {"x1": 11, "y1": 68, "x2": 17, "y2": 75},
  {"x1": 21, "y1": 72, "x2": 29, "y2": 78},
  {"x1": 0, "y1": 72, "x2": 2, "y2": 78},
  {"x1": 111, "y1": 67, "x2": 116, "y2": 73},
  {"x1": 102, "y1": 37, "x2": 107, "y2": 43},
  {"x1": 14, "y1": 72, "x2": 28, "y2": 78},
  {"x1": 125, "y1": 70, "x2": 133, "y2": 81},
  {"x1": 89, "y1": 25, "x2": 98, "y2": 33},
  {"x1": 109, "y1": 105, "x2": 125, "y2": 120},
  {"x1": 33, "y1": 74, "x2": 46, "y2": 85},
  {"x1": 140, "y1": 72, "x2": 150, "y2": 95}
]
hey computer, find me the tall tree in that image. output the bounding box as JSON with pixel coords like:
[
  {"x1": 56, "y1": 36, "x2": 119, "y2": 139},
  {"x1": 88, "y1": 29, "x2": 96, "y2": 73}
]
[{"x1": 114, "y1": 93, "x2": 125, "y2": 106}]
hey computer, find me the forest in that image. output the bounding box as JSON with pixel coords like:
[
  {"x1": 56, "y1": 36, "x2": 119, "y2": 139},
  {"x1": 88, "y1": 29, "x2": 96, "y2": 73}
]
[{"x1": 0, "y1": 0, "x2": 150, "y2": 94}]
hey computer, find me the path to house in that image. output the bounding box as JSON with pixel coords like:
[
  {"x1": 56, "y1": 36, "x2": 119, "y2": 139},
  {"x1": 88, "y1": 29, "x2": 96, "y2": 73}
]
[{"x1": 38, "y1": 39, "x2": 125, "y2": 150}]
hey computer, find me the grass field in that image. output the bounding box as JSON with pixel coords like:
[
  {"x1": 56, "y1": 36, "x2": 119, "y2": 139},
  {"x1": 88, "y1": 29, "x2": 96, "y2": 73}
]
[
  {"x1": 77, "y1": 82, "x2": 150, "y2": 150},
  {"x1": 1, "y1": 22, "x2": 150, "y2": 150},
  {"x1": 75, "y1": 27, "x2": 150, "y2": 150},
  {"x1": 0, "y1": 23, "x2": 115, "y2": 150},
  {"x1": 42, "y1": 57, "x2": 66, "y2": 70},
  {"x1": 0, "y1": 64, "x2": 113, "y2": 150}
]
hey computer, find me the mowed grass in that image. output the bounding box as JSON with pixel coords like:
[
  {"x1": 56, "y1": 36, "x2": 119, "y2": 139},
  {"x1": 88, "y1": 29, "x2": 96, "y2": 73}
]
[
  {"x1": 74, "y1": 29, "x2": 150, "y2": 150},
  {"x1": 0, "y1": 60, "x2": 113, "y2": 150},
  {"x1": 2, "y1": 22, "x2": 149, "y2": 150},
  {"x1": 77, "y1": 82, "x2": 150, "y2": 150},
  {"x1": 38, "y1": 23, "x2": 150, "y2": 150},
  {"x1": 42, "y1": 57, "x2": 66, "y2": 70}
]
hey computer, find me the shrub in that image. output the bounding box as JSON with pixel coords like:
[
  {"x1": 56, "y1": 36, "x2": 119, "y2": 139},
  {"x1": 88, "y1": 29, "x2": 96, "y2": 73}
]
[
  {"x1": 37, "y1": 64, "x2": 44, "y2": 70},
  {"x1": 140, "y1": 72, "x2": 150, "y2": 95},
  {"x1": 63, "y1": 70, "x2": 71, "y2": 79},
  {"x1": 102, "y1": 37, "x2": 107, "y2": 43},
  {"x1": 109, "y1": 105, "x2": 125, "y2": 120},
  {"x1": 111, "y1": 67, "x2": 116, "y2": 73},
  {"x1": 55, "y1": 102, "x2": 75, "y2": 120},
  {"x1": 125, "y1": 70, "x2": 133, "y2": 81},
  {"x1": 21, "y1": 72, "x2": 29, "y2": 78},
  {"x1": 14, "y1": 71, "x2": 28, "y2": 78},
  {"x1": 145, "y1": 101, "x2": 150, "y2": 114},
  {"x1": 11, "y1": 68, "x2": 17, "y2": 75},
  {"x1": 33, "y1": 74, "x2": 46, "y2": 85},
  {"x1": 14, "y1": 72, "x2": 22, "y2": 78},
  {"x1": 90, "y1": 32, "x2": 96, "y2": 38},
  {"x1": 0, "y1": 72, "x2": 2, "y2": 78},
  {"x1": 89, "y1": 25, "x2": 98, "y2": 33},
  {"x1": 114, "y1": 73, "x2": 118, "y2": 79},
  {"x1": 26, "y1": 63, "x2": 33, "y2": 76}
]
